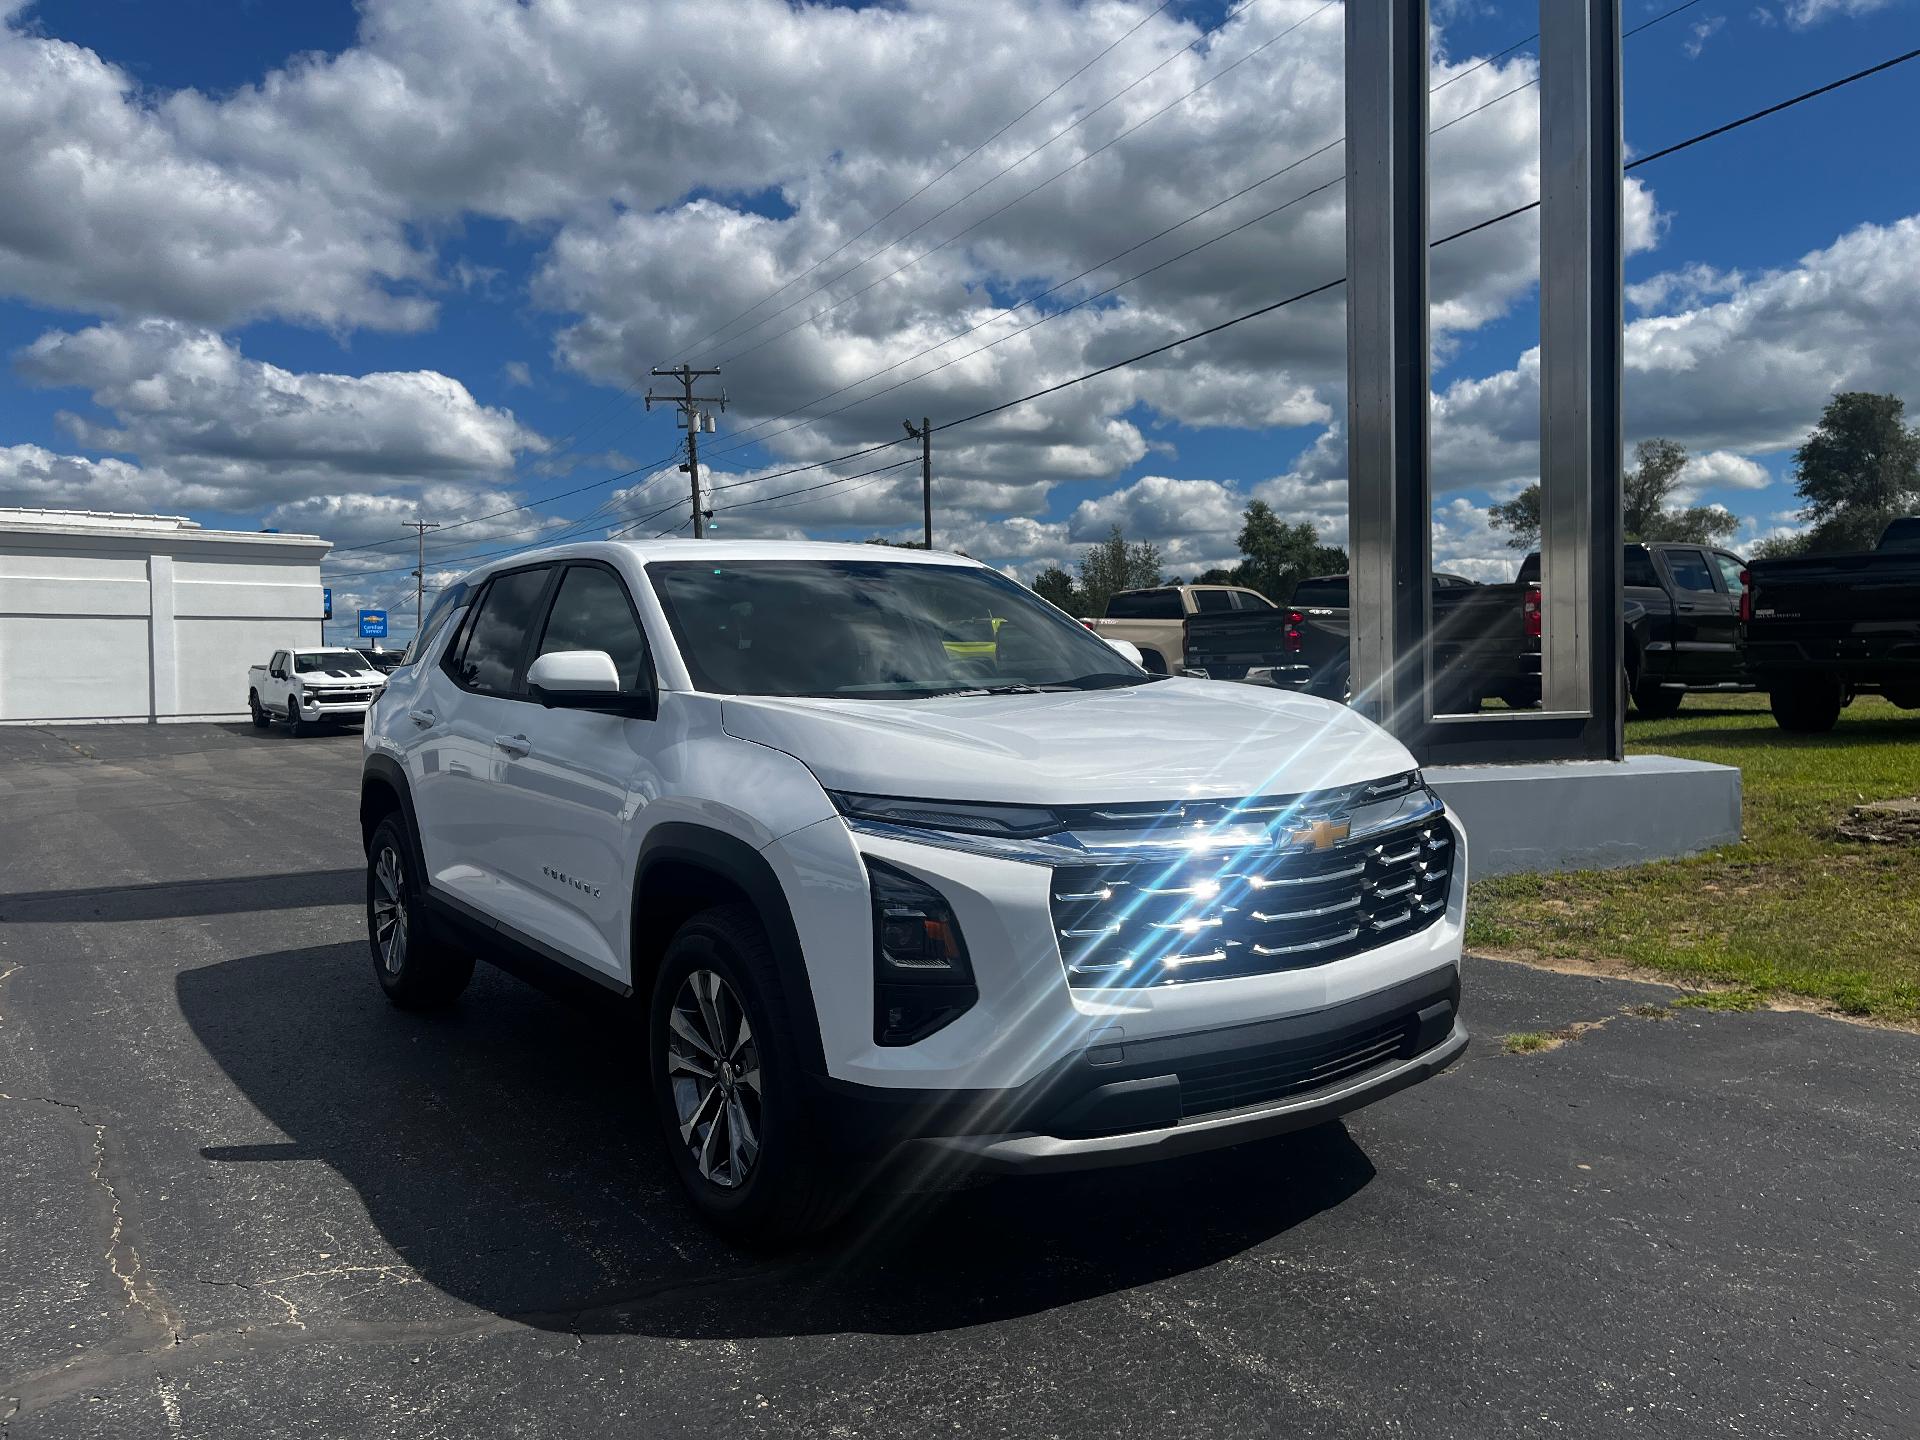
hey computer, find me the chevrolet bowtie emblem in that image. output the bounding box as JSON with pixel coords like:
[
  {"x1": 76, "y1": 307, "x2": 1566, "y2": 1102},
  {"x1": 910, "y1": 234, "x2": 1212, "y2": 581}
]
[{"x1": 1289, "y1": 817, "x2": 1351, "y2": 851}]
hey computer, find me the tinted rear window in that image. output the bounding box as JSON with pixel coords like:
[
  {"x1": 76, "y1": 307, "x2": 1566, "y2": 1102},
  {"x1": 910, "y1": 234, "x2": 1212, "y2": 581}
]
[
  {"x1": 1290, "y1": 578, "x2": 1348, "y2": 609},
  {"x1": 1191, "y1": 589, "x2": 1233, "y2": 613},
  {"x1": 1624, "y1": 548, "x2": 1660, "y2": 588},
  {"x1": 1105, "y1": 589, "x2": 1183, "y2": 619}
]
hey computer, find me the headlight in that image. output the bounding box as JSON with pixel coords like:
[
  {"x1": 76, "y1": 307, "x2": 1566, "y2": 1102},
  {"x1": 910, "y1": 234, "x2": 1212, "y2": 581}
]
[
  {"x1": 831, "y1": 791, "x2": 1061, "y2": 839},
  {"x1": 867, "y1": 858, "x2": 978, "y2": 1047}
]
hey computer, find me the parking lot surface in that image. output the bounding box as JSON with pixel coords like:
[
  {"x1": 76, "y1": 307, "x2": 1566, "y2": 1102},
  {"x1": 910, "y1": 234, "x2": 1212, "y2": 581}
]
[{"x1": 1, "y1": 723, "x2": 1916, "y2": 1438}]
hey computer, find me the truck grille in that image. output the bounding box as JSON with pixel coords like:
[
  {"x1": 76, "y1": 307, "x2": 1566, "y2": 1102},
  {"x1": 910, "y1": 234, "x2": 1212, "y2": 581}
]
[
  {"x1": 1051, "y1": 817, "x2": 1453, "y2": 987},
  {"x1": 314, "y1": 688, "x2": 375, "y2": 704}
]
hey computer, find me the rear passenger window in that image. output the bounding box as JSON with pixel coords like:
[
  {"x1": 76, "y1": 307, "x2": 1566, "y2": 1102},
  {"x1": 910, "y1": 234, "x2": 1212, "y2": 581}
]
[
  {"x1": 1230, "y1": 590, "x2": 1273, "y2": 610},
  {"x1": 1623, "y1": 548, "x2": 1660, "y2": 589},
  {"x1": 448, "y1": 567, "x2": 552, "y2": 695},
  {"x1": 1292, "y1": 579, "x2": 1348, "y2": 609},
  {"x1": 1105, "y1": 589, "x2": 1183, "y2": 619},
  {"x1": 1192, "y1": 589, "x2": 1233, "y2": 613},
  {"x1": 1662, "y1": 549, "x2": 1719, "y2": 594},
  {"x1": 534, "y1": 566, "x2": 651, "y2": 695}
]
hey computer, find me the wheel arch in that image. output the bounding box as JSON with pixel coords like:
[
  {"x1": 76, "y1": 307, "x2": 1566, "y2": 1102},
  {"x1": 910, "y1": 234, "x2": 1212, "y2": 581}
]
[
  {"x1": 633, "y1": 824, "x2": 827, "y2": 1077},
  {"x1": 360, "y1": 754, "x2": 427, "y2": 882}
]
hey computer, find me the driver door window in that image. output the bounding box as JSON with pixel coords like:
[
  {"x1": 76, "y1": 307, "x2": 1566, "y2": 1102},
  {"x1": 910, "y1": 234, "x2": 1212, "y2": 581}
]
[{"x1": 533, "y1": 565, "x2": 653, "y2": 699}]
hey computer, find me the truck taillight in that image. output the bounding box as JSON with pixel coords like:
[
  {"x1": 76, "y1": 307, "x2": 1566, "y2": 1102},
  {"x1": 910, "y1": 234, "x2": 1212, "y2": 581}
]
[
  {"x1": 1285, "y1": 610, "x2": 1304, "y2": 653},
  {"x1": 1523, "y1": 587, "x2": 1542, "y2": 640},
  {"x1": 1739, "y1": 570, "x2": 1752, "y2": 625}
]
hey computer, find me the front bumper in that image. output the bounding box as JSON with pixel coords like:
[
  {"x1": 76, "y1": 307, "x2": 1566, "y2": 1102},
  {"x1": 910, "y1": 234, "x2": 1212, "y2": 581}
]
[
  {"x1": 299, "y1": 694, "x2": 379, "y2": 718},
  {"x1": 811, "y1": 966, "x2": 1465, "y2": 1173}
]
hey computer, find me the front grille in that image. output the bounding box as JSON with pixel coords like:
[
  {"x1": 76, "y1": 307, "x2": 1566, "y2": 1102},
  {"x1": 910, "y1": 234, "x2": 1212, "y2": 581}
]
[
  {"x1": 313, "y1": 688, "x2": 374, "y2": 704},
  {"x1": 1175, "y1": 1012, "x2": 1420, "y2": 1117},
  {"x1": 1051, "y1": 816, "x2": 1453, "y2": 987}
]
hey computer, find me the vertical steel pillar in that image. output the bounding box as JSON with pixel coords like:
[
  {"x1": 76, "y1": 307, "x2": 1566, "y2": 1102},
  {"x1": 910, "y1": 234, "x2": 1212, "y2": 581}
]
[
  {"x1": 1344, "y1": 0, "x2": 1430, "y2": 734},
  {"x1": 1540, "y1": 0, "x2": 1624, "y2": 753}
]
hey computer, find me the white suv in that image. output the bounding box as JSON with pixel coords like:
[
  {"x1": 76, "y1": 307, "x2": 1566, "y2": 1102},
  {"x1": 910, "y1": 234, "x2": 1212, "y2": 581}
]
[{"x1": 360, "y1": 540, "x2": 1468, "y2": 1238}]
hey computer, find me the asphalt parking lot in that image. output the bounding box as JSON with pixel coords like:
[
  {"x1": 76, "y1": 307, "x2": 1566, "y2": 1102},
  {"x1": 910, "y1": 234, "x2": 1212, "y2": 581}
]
[{"x1": 1, "y1": 724, "x2": 1916, "y2": 1438}]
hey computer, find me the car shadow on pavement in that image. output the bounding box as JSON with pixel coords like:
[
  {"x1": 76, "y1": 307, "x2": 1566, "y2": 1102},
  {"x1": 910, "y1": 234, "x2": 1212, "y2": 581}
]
[
  {"x1": 2, "y1": 870, "x2": 360, "y2": 923},
  {"x1": 178, "y1": 942, "x2": 1375, "y2": 1339}
]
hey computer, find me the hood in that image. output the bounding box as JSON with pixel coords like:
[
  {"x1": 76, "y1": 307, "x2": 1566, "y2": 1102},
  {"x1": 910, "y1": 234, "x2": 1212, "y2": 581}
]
[
  {"x1": 720, "y1": 678, "x2": 1415, "y2": 806},
  {"x1": 304, "y1": 670, "x2": 385, "y2": 686}
]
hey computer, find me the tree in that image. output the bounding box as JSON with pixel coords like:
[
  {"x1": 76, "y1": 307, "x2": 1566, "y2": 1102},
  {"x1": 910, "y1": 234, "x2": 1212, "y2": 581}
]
[
  {"x1": 1075, "y1": 525, "x2": 1163, "y2": 616},
  {"x1": 1488, "y1": 487, "x2": 1542, "y2": 550},
  {"x1": 1486, "y1": 437, "x2": 1734, "y2": 550},
  {"x1": 1030, "y1": 564, "x2": 1079, "y2": 612},
  {"x1": 1231, "y1": 500, "x2": 1347, "y2": 603},
  {"x1": 1790, "y1": 392, "x2": 1920, "y2": 553}
]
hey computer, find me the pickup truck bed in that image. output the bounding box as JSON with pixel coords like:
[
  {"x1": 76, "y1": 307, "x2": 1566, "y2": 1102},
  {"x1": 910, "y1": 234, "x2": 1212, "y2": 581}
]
[{"x1": 1744, "y1": 521, "x2": 1920, "y2": 730}]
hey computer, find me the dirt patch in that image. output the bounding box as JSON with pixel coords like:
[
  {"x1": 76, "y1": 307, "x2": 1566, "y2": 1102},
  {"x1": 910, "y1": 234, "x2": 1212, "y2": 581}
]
[{"x1": 1835, "y1": 797, "x2": 1920, "y2": 845}]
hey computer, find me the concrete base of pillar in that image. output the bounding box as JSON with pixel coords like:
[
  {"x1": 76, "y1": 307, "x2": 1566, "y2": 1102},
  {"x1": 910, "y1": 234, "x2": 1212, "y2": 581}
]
[{"x1": 1427, "y1": 754, "x2": 1741, "y2": 878}]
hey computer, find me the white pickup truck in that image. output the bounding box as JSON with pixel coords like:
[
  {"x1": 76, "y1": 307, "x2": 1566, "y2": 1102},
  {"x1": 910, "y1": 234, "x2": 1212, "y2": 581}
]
[{"x1": 248, "y1": 647, "x2": 389, "y2": 733}]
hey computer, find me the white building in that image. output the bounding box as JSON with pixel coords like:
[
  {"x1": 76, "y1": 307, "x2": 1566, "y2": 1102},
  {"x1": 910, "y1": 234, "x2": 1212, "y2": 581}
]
[{"x1": 0, "y1": 509, "x2": 330, "y2": 724}]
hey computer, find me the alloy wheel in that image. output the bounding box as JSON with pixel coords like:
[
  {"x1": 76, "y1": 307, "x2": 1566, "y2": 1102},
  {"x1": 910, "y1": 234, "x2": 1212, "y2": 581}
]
[
  {"x1": 372, "y1": 846, "x2": 408, "y2": 975},
  {"x1": 666, "y1": 968, "x2": 762, "y2": 1189}
]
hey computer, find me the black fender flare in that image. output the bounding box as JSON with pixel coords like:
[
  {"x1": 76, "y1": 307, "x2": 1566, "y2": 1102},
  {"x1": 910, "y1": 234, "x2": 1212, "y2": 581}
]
[
  {"x1": 361, "y1": 753, "x2": 428, "y2": 884},
  {"x1": 635, "y1": 823, "x2": 828, "y2": 1077}
]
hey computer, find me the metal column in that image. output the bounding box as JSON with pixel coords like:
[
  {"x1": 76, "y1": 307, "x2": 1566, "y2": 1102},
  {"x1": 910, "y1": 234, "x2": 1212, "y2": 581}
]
[
  {"x1": 1344, "y1": 0, "x2": 1431, "y2": 733},
  {"x1": 1539, "y1": 0, "x2": 1624, "y2": 754}
]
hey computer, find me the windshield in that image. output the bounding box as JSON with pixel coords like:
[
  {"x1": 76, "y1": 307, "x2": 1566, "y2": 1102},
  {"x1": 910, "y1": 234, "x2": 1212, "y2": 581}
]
[
  {"x1": 648, "y1": 559, "x2": 1150, "y2": 699},
  {"x1": 294, "y1": 651, "x2": 373, "y2": 675}
]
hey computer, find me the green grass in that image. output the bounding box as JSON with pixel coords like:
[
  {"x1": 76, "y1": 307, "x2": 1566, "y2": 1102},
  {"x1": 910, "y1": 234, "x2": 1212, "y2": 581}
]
[
  {"x1": 1468, "y1": 693, "x2": 1920, "y2": 1023},
  {"x1": 1502, "y1": 1032, "x2": 1556, "y2": 1054}
]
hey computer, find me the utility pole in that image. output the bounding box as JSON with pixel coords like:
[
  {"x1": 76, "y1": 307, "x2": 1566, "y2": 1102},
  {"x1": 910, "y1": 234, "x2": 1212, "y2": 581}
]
[
  {"x1": 646, "y1": 365, "x2": 727, "y2": 538},
  {"x1": 401, "y1": 518, "x2": 439, "y2": 634},
  {"x1": 903, "y1": 417, "x2": 932, "y2": 549}
]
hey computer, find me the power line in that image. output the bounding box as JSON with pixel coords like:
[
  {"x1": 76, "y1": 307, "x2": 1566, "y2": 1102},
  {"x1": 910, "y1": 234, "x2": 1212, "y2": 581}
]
[
  {"x1": 324, "y1": 0, "x2": 1716, "y2": 563},
  {"x1": 343, "y1": 39, "x2": 1918, "y2": 562}
]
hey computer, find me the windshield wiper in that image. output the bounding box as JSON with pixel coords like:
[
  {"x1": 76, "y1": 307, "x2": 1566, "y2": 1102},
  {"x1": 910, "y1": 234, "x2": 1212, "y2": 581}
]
[{"x1": 1046, "y1": 672, "x2": 1168, "y2": 690}]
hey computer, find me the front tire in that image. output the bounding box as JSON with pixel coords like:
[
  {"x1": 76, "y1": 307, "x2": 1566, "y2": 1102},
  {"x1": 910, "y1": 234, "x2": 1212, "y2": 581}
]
[
  {"x1": 648, "y1": 904, "x2": 853, "y2": 1244},
  {"x1": 287, "y1": 693, "x2": 307, "y2": 735},
  {"x1": 365, "y1": 815, "x2": 473, "y2": 1009},
  {"x1": 1632, "y1": 681, "x2": 1684, "y2": 719},
  {"x1": 1769, "y1": 678, "x2": 1842, "y2": 734}
]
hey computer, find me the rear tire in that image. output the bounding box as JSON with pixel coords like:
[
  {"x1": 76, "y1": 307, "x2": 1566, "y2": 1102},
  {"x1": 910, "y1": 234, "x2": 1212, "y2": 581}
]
[
  {"x1": 248, "y1": 690, "x2": 269, "y2": 728},
  {"x1": 648, "y1": 904, "x2": 855, "y2": 1245},
  {"x1": 1769, "y1": 679, "x2": 1842, "y2": 734},
  {"x1": 1138, "y1": 649, "x2": 1169, "y2": 675},
  {"x1": 1632, "y1": 682, "x2": 1685, "y2": 719},
  {"x1": 366, "y1": 814, "x2": 473, "y2": 1010}
]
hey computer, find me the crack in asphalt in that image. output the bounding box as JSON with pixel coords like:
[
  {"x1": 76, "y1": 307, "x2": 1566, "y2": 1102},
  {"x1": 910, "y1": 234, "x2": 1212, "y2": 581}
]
[
  {"x1": 4, "y1": 1093, "x2": 185, "y2": 1348},
  {"x1": 0, "y1": 1259, "x2": 791, "y2": 1422}
]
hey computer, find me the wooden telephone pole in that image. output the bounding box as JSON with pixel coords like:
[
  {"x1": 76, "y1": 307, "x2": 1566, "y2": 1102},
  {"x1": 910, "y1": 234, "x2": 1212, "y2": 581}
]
[
  {"x1": 903, "y1": 417, "x2": 932, "y2": 549},
  {"x1": 646, "y1": 366, "x2": 727, "y2": 538}
]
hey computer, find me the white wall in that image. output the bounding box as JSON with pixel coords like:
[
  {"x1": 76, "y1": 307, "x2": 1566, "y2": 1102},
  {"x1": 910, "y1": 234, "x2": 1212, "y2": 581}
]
[{"x1": 0, "y1": 516, "x2": 328, "y2": 723}]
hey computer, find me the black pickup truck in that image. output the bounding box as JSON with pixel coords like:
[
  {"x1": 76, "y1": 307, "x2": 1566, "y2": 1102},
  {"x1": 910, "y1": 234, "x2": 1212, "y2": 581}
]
[
  {"x1": 1272, "y1": 543, "x2": 1750, "y2": 715},
  {"x1": 1742, "y1": 517, "x2": 1920, "y2": 731}
]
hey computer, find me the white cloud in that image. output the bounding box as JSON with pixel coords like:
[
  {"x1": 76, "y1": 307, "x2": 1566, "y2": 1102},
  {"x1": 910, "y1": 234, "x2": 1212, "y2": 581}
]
[
  {"x1": 14, "y1": 320, "x2": 543, "y2": 510},
  {"x1": 1675, "y1": 449, "x2": 1771, "y2": 501},
  {"x1": 1684, "y1": 16, "x2": 1728, "y2": 58},
  {"x1": 1626, "y1": 262, "x2": 1744, "y2": 313},
  {"x1": 0, "y1": 443, "x2": 189, "y2": 512},
  {"x1": 1781, "y1": 0, "x2": 1899, "y2": 25}
]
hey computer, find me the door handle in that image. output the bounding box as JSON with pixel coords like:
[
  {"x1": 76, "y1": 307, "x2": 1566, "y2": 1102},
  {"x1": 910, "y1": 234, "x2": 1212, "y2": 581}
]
[
  {"x1": 408, "y1": 708, "x2": 436, "y2": 728},
  {"x1": 494, "y1": 733, "x2": 531, "y2": 758}
]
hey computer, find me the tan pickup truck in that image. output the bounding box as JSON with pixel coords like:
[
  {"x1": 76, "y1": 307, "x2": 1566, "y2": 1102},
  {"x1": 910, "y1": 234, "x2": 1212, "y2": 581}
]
[{"x1": 1082, "y1": 584, "x2": 1279, "y2": 675}]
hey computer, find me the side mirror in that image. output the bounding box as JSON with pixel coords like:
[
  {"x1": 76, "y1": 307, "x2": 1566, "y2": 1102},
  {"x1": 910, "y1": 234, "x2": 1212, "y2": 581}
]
[
  {"x1": 527, "y1": 650, "x2": 651, "y2": 716},
  {"x1": 1103, "y1": 637, "x2": 1145, "y2": 667}
]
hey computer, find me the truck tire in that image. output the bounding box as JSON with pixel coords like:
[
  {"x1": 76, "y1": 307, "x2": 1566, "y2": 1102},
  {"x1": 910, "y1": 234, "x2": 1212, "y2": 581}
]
[
  {"x1": 287, "y1": 694, "x2": 307, "y2": 736},
  {"x1": 365, "y1": 814, "x2": 474, "y2": 1009},
  {"x1": 649, "y1": 903, "x2": 856, "y2": 1245},
  {"x1": 1138, "y1": 649, "x2": 1168, "y2": 675},
  {"x1": 1769, "y1": 679, "x2": 1843, "y2": 734},
  {"x1": 248, "y1": 690, "x2": 269, "y2": 728},
  {"x1": 1631, "y1": 682, "x2": 1684, "y2": 719}
]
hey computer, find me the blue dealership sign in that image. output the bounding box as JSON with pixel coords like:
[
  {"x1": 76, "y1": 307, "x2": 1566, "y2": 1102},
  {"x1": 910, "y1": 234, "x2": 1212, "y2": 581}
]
[
  {"x1": 358, "y1": 609, "x2": 388, "y2": 639},
  {"x1": 323, "y1": 586, "x2": 332, "y2": 620}
]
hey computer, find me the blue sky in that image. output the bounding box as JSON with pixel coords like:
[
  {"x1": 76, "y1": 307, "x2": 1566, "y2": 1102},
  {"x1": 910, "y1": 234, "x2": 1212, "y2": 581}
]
[{"x1": 3, "y1": 0, "x2": 1916, "y2": 635}]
